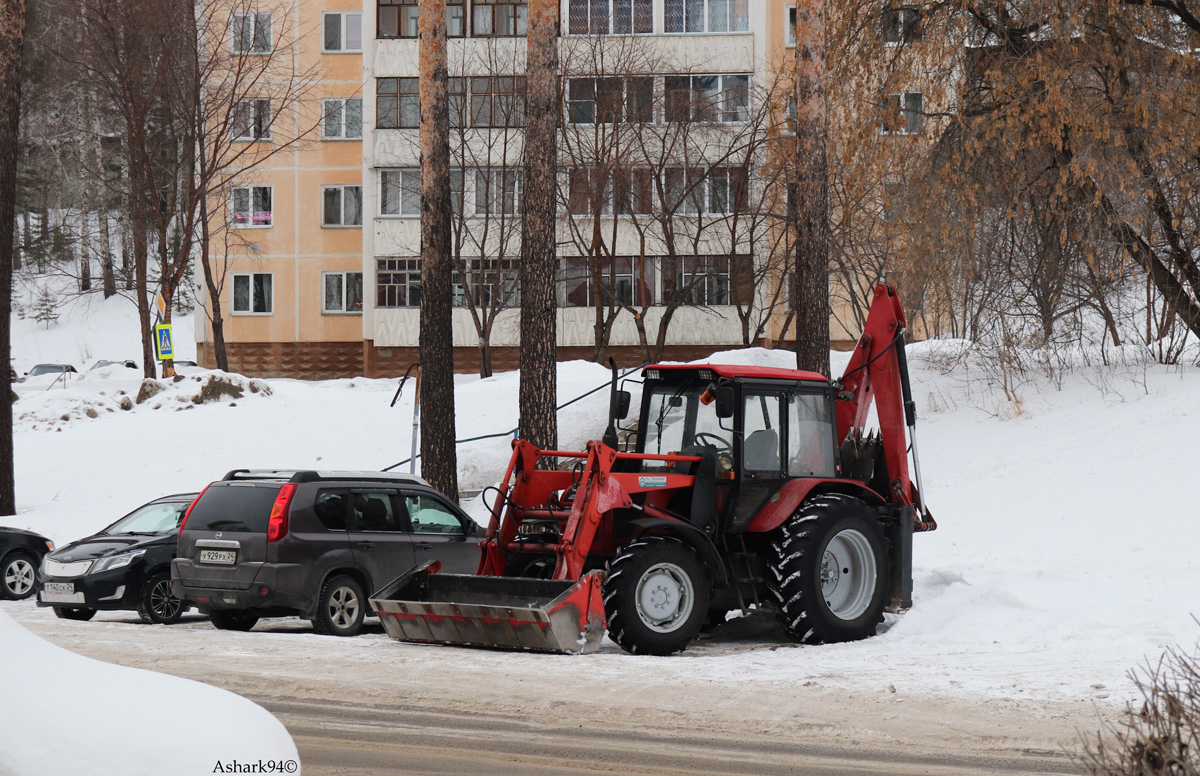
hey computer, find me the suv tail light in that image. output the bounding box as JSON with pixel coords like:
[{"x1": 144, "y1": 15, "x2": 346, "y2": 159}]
[
  {"x1": 267, "y1": 484, "x2": 297, "y2": 543},
  {"x1": 180, "y1": 485, "x2": 212, "y2": 536}
]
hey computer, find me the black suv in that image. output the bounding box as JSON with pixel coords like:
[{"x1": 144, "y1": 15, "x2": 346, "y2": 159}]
[
  {"x1": 173, "y1": 470, "x2": 481, "y2": 636},
  {"x1": 2, "y1": 526, "x2": 55, "y2": 600},
  {"x1": 37, "y1": 494, "x2": 198, "y2": 623}
]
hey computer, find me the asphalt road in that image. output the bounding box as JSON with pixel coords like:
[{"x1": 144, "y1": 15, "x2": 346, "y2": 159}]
[{"x1": 260, "y1": 695, "x2": 1080, "y2": 776}]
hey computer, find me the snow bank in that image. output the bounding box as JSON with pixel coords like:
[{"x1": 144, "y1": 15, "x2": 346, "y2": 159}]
[{"x1": 0, "y1": 610, "x2": 297, "y2": 776}]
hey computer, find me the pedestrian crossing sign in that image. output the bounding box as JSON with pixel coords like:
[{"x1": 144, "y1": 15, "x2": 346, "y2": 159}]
[{"x1": 154, "y1": 324, "x2": 174, "y2": 361}]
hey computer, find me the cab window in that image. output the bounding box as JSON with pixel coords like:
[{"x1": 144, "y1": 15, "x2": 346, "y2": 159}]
[
  {"x1": 404, "y1": 494, "x2": 465, "y2": 535},
  {"x1": 787, "y1": 392, "x2": 836, "y2": 477},
  {"x1": 742, "y1": 393, "x2": 783, "y2": 473}
]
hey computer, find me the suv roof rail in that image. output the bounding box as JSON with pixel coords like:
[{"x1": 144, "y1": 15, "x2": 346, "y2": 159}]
[{"x1": 220, "y1": 469, "x2": 430, "y2": 486}]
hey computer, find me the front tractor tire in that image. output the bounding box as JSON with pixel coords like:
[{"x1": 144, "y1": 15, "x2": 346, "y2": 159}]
[
  {"x1": 603, "y1": 537, "x2": 710, "y2": 656},
  {"x1": 766, "y1": 494, "x2": 889, "y2": 645}
]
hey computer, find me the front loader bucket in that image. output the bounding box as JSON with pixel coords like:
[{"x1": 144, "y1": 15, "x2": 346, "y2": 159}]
[{"x1": 369, "y1": 562, "x2": 607, "y2": 654}]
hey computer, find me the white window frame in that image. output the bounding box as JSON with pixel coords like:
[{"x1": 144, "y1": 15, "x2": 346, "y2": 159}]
[
  {"x1": 322, "y1": 185, "x2": 364, "y2": 227},
  {"x1": 786, "y1": 5, "x2": 796, "y2": 47},
  {"x1": 231, "y1": 12, "x2": 273, "y2": 54},
  {"x1": 663, "y1": 0, "x2": 749, "y2": 34},
  {"x1": 231, "y1": 272, "x2": 274, "y2": 315},
  {"x1": 567, "y1": 0, "x2": 654, "y2": 35},
  {"x1": 321, "y1": 98, "x2": 363, "y2": 139},
  {"x1": 322, "y1": 270, "x2": 364, "y2": 314},
  {"x1": 229, "y1": 184, "x2": 274, "y2": 228},
  {"x1": 322, "y1": 11, "x2": 363, "y2": 52},
  {"x1": 880, "y1": 92, "x2": 923, "y2": 135},
  {"x1": 664, "y1": 74, "x2": 751, "y2": 124},
  {"x1": 379, "y1": 169, "x2": 422, "y2": 217},
  {"x1": 232, "y1": 99, "x2": 272, "y2": 142},
  {"x1": 883, "y1": 6, "x2": 920, "y2": 46}
]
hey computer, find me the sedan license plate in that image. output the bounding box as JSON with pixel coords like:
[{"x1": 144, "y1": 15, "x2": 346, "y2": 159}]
[
  {"x1": 44, "y1": 582, "x2": 74, "y2": 596},
  {"x1": 199, "y1": 549, "x2": 237, "y2": 565}
]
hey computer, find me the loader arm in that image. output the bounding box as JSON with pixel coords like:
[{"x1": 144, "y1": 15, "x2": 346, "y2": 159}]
[{"x1": 836, "y1": 283, "x2": 935, "y2": 530}]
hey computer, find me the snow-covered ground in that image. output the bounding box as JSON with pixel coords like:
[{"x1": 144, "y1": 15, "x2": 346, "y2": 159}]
[
  {"x1": 8, "y1": 292, "x2": 1200, "y2": 736},
  {"x1": 0, "y1": 609, "x2": 297, "y2": 776}
]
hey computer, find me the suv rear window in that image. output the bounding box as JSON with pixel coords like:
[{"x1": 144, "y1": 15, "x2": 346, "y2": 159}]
[{"x1": 186, "y1": 484, "x2": 280, "y2": 533}]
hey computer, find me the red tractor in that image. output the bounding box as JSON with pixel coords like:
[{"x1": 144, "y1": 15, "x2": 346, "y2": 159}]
[{"x1": 372, "y1": 283, "x2": 935, "y2": 655}]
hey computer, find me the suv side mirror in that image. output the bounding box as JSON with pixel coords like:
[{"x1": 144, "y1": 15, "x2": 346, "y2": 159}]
[
  {"x1": 614, "y1": 390, "x2": 632, "y2": 420},
  {"x1": 715, "y1": 386, "x2": 735, "y2": 419}
]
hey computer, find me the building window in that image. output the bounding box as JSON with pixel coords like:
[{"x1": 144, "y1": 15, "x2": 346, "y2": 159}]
[
  {"x1": 883, "y1": 6, "x2": 920, "y2": 45},
  {"x1": 232, "y1": 272, "x2": 273, "y2": 314},
  {"x1": 881, "y1": 92, "x2": 922, "y2": 134},
  {"x1": 452, "y1": 259, "x2": 521, "y2": 307},
  {"x1": 568, "y1": 0, "x2": 653, "y2": 34},
  {"x1": 380, "y1": 169, "x2": 421, "y2": 216},
  {"x1": 664, "y1": 74, "x2": 749, "y2": 123},
  {"x1": 562, "y1": 256, "x2": 654, "y2": 307},
  {"x1": 323, "y1": 271, "x2": 364, "y2": 314},
  {"x1": 232, "y1": 12, "x2": 272, "y2": 53},
  {"x1": 322, "y1": 98, "x2": 363, "y2": 139},
  {"x1": 322, "y1": 185, "x2": 363, "y2": 227},
  {"x1": 786, "y1": 5, "x2": 795, "y2": 47},
  {"x1": 664, "y1": 0, "x2": 748, "y2": 33},
  {"x1": 472, "y1": 0, "x2": 527, "y2": 36},
  {"x1": 662, "y1": 256, "x2": 735, "y2": 305},
  {"x1": 456, "y1": 76, "x2": 525, "y2": 128},
  {"x1": 663, "y1": 168, "x2": 747, "y2": 215},
  {"x1": 232, "y1": 99, "x2": 271, "y2": 141},
  {"x1": 230, "y1": 185, "x2": 273, "y2": 227},
  {"x1": 567, "y1": 76, "x2": 652, "y2": 123},
  {"x1": 323, "y1": 12, "x2": 363, "y2": 51},
  {"x1": 378, "y1": 0, "x2": 465, "y2": 39},
  {"x1": 377, "y1": 258, "x2": 422, "y2": 307},
  {"x1": 377, "y1": 78, "x2": 419, "y2": 129},
  {"x1": 474, "y1": 168, "x2": 523, "y2": 215}
]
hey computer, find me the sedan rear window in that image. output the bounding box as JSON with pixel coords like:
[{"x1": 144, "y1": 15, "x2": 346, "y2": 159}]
[{"x1": 186, "y1": 485, "x2": 280, "y2": 533}]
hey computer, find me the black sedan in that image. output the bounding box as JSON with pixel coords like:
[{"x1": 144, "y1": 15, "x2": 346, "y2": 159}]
[
  {"x1": 37, "y1": 493, "x2": 198, "y2": 624},
  {"x1": 1, "y1": 527, "x2": 55, "y2": 600}
]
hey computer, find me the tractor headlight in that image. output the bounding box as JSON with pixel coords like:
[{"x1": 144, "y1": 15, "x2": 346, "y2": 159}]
[
  {"x1": 644, "y1": 369, "x2": 661, "y2": 380},
  {"x1": 719, "y1": 455, "x2": 734, "y2": 472}
]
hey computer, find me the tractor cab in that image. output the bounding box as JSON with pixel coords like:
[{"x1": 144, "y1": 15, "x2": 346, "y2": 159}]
[{"x1": 632, "y1": 365, "x2": 842, "y2": 533}]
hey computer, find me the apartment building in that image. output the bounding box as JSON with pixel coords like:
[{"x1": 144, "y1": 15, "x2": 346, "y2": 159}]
[
  {"x1": 194, "y1": 1, "x2": 367, "y2": 378},
  {"x1": 199, "y1": 0, "x2": 895, "y2": 378}
]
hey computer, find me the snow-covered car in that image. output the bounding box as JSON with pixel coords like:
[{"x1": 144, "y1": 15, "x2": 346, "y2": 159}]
[
  {"x1": 173, "y1": 470, "x2": 481, "y2": 636},
  {"x1": 22, "y1": 363, "x2": 78, "y2": 381},
  {"x1": 89, "y1": 359, "x2": 138, "y2": 371},
  {"x1": 36, "y1": 493, "x2": 199, "y2": 624},
  {"x1": 1, "y1": 527, "x2": 55, "y2": 600}
]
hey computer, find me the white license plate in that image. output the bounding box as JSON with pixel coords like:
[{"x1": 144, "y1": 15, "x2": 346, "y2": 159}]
[
  {"x1": 44, "y1": 582, "x2": 74, "y2": 596},
  {"x1": 199, "y1": 550, "x2": 237, "y2": 565}
]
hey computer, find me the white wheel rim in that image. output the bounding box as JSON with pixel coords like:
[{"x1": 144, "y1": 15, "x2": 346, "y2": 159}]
[
  {"x1": 5, "y1": 559, "x2": 34, "y2": 596},
  {"x1": 635, "y1": 562, "x2": 694, "y2": 633},
  {"x1": 328, "y1": 586, "x2": 360, "y2": 629},
  {"x1": 820, "y1": 529, "x2": 877, "y2": 621}
]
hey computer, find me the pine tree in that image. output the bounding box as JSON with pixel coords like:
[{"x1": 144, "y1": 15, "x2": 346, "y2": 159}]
[{"x1": 32, "y1": 288, "x2": 59, "y2": 328}]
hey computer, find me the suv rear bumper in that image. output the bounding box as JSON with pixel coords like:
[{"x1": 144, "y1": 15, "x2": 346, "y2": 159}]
[{"x1": 172, "y1": 560, "x2": 310, "y2": 614}]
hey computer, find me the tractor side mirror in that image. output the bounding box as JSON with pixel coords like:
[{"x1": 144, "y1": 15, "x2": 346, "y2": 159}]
[
  {"x1": 614, "y1": 390, "x2": 632, "y2": 420},
  {"x1": 715, "y1": 386, "x2": 736, "y2": 419}
]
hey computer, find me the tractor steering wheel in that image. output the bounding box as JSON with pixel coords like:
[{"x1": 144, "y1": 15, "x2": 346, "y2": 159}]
[{"x1": 692, "y1": 432, "x2": 732, "y2": 455}]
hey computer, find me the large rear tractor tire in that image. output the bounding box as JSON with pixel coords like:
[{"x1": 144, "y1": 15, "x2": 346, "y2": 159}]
[
  {"x1": 766, "y1": 494, "x2": 889, "y2": 645},
  {"x1": 603, "y1": 537, "x2": 710, "y2": 656}
]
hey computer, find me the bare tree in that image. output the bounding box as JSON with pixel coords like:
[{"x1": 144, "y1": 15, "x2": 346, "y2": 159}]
[
  {"x1": 417, "y1": 0, "x2": 458, "y2": 499},
  {"x1": 0, "y1": 0, "x2": 26, "y2": 515},
  {"x1": 519, "y1": 0, "x2": 559, "y2": 451}
]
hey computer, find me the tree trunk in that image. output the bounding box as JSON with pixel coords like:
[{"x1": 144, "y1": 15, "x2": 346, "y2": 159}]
[
  {"x1": 100, "y1": 212, "x2": 116, "y2": 298},
  {"x1": 519, "y1": 0, "x2": 559, "y2": 451},
  {"x1": 129, "y1": 152, "x2": 155, "y2": 378},
  {"x1": 792, "y1": 0, "x2": 831, "y2": 376},
  {"x1": 198, "y1": 195, "x2": 228, "y2": 371},
  {"x1": 79, "y1": 212, "x2": 92, "y2": 291},
  {"x1": 0, "y1": 0, "x2": 27, "y2": 516},
  {"x1": 418, "y1": 0, "x2": 458, "y2": 500}
]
